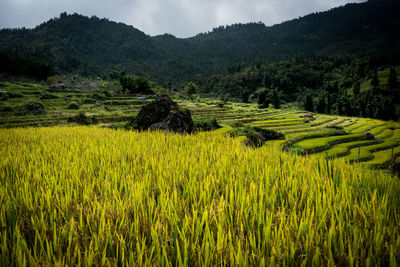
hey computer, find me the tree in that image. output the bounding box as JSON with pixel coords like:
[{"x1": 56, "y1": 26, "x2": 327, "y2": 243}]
[
  {"x1": 257, "y1": 88, "x2": 269, "y2": 108},
  {"x1": 353, "y1": 81, "x2": 361, "y2": 96},
  {"x1": 370, "y1": 70, "x2": 379, "y2": 89},
  {"x1": 337, "y1": 95, "x2": 344, "y2": 115},
  {"x1": 119, "y1": 75, "x2": 152, "y2": 94},
  {"x1": 241, "y1": 87, "x2": 251, "y2": 103},
  {"x1": 388, "y1": 67, "x2": 397, "y2": 89},
  {"x1": 326, "y1": 93, "x2": 332, "y2": 114},
  {"x1": 258, "y1": 90, "x2": 266, "y2": 105},
  {"x1": 272, "y1": 88, "x2": 281, "y2": 109},
  {"x1": 315, "y1": 92, "x2": 326, "y2": 113},
  {"x1": 163, "y1": 82, "x2": 172, "y2": 93},
  {"x1": 184, "y1": 82, "x2": 198, "y2": 100},
  {"x1": 304, "y1": 91, "x2": 314, "y2": 112}
]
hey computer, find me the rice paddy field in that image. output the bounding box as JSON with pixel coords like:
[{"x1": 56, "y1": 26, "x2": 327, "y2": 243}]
[
  {"x1": 250, "y1": 115, "x2": 400, "y2": 168},
  {"x1": 1, "y1": 81, "x2": 400, "y2": 265},
  {"x1": 1, "y1": 126, "x2": 400, "y2": 265}
]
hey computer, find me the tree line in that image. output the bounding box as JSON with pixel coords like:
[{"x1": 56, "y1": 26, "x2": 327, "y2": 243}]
[{"x1": 196, "y1": 55, "x2": 400, "y2": 120}]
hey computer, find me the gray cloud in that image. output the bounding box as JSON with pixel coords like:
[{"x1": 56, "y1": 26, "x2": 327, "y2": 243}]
[{"x1": 0, "y1": 0, "x2": 365, "y2": 38}]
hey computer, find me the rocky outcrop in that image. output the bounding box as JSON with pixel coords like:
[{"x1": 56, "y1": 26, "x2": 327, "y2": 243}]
[{"x1": 132, "y1": 95, "x2": 194, "y2": 134}]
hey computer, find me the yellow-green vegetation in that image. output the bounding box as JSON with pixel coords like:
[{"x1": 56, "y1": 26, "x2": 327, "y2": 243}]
[
  {"x1": 323, "y1": 140, "x2": 379, "y2": 158},
  {"x1": 1, "y1": 126, "x2": 400, "y2": 265},
  {"x1": 296, "y1": 133, "x2": 366, "y2": 152},
  {"x1": 346, "y1": 140, "x2": 399, "y2": 162},
  {"x1": 364, "y1": 146, "x2": 400, "y2": 167},
  {"x1": 249, "y1": 111, "x2": 400, "y2": 167},
  {"x1": 2, "y1": 80, "x2": 400, "y2": 169}
]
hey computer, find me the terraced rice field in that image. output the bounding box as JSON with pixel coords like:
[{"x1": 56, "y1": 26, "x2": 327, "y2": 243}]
[
  {"x1": 1, "y1": 81, "x2": 400, "y2": 169},
  {"x1": 249, "y1": 112, "x2": 400, "y2": 168}
]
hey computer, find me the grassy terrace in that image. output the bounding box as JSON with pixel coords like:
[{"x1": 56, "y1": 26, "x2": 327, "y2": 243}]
[
  {"x1": 2, "y1": 80, "x2": 400, "y2": 168},
  {"x1": 322, "y1": 140, "x2": 381, "y2": 158},
  {"x1": 248, "y1": 109, "x2": 400, "y2": 167},
  {"x1": 295, "y1": 133, "x2": 366, "y2": 152}
]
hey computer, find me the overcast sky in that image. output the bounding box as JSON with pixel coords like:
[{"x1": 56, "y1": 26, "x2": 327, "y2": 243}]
[{"x1": 0, "y1": 0, "x2": 365, "y2": 38}]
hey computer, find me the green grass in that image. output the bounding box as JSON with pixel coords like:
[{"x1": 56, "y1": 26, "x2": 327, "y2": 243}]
[
  {"x1": 364, "y1": 146, "x2": 400, "y2": 167},
  {"x1": 345, "y1": 140, "x2": 399, "y2": 162},
  {"x1": 375, "y1": 129, "x2": 394, "y2": 139},
  {"x1": 296, "y1": 133, "x2": 365, "y2": 151},
  {"x1": 284, "y1": 128, "x2": 343, "y2": 144},
  {"x1": 351, "y1": 120, "x2": 384, "y2": 133},
  {"x1": 321, "y1": 140, "x2": 380, "y2": 158}
]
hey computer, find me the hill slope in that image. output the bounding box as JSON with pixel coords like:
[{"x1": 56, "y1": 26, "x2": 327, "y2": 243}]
[{"x1": 0, "y1": 0, "x2": 399, "y2": 82}]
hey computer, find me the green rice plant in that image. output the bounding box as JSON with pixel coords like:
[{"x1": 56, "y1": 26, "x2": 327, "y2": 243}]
[
  {"x1": 375, "y1": 129, "x2": 394, "y2": 139},
  {"x1": 321, "y1": 140, "x2": 380, "y2": 158},
  {"x1": 350, "y1": 121, "x2": 378, "y2": 133},
  {"x1": 364, "y1": 145, "x2": 400, "y2": 167},
  {"x1": 387, "y1": 129, "x2": 400, "y2": 141},
  {"x1": 285, "y1": 128, "x2": 341, "y2": 143},
  {"x1": 0, "y1": 126, "x2": 399, "y2": 265},
  {"x1": 296, "y1": 133, "x2": 365, "y2": 152},
  {"x1": 251, "y1": 118, "x2": 306, "y2": 125},
  {"x1": 344, "y1": 118, "x2": 369, "y2": 132},
  {"x1": 346, "y1": 140, "x2": 399, "y2": 162}
]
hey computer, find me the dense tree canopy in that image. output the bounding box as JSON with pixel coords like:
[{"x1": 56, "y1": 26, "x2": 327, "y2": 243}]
[
  {"x1": 0, "y1": 0, "x2": 399, "y2": 83},
  {"x1": 196, "y1": 55, "x2": 400, "y2": 120},
  {"x1": 119, "y1": 75, "x2": 152, "y2": 94}
]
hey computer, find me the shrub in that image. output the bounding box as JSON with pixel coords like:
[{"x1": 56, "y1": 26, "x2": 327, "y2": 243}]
[
  {"x1": 81, "y1": 98, "x2": 96, "y2": 104},
  {"x1": 365, "y1": 132, "x2": 375, "y2": 140},
  {"x1": 231, "y1": 126, "x2": 284, "y2": 147},
  {"x1": 40, "y1": 93, "x2": 58, "y2": 100},
  {"x1": 103, "y1": 90, "x2": 116, "y2": 98},
  {"x1": 232, "y1": 121, "x2": 244, "y2": 128},
  {"x1": 253, "y1": 127, "x2": 285, "y2": 141},
  {"x1": 17, "y1": 101, "x2": 46, "y2": 115},
  {"x1": 67, "y1": 112, "x2": 98, "y2": 125},
  {"x1": 8, "y1": 92, "x2": 24, "y2": 98},
  {"x1": 1, "y1": 93, "x2": 9, "y2": 101},
  {"x1": 90, "y1": 93, "x2": 106, "y2": 100},
  {"x1": 119, "y1": 75, "x2": 153, "y2": 94},
  {"x1": 244, "y1": 132, "x2": 265, "y2": 147},
  {"x1": 68, "y1": 101, "x2": 80, "y2": 110},
  {"x1": 184, "y1": 82, "x2": 198, "y2": 100},
  {"x1": 0, "y1": 105, "x2": 13, "y2": 112},
  {"x1": 258, "y1": 104, "x2": 268, "y2": 109},
  {"x1": 108, "y1": 122, "x2": 130, "y2": 130},
  {"x1": 195, "y1": 118, "x2": 221, "y2": 131}
]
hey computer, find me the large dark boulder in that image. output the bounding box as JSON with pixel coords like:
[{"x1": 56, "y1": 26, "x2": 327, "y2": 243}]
[{"x1": 133, "y1": 95, "x2": 194, "y2": 133}]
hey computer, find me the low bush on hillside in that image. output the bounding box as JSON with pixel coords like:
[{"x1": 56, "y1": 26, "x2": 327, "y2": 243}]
[
  {"x1": 7, "y1": 92, "x2": 24, "y2": 98},
  {"x1": 16, "y1": 101, "x2": 46, "y2": 115},
  {"x1": 0, "y1": 105, "x2": 13, "y2": 112},
  {"x1": 68, "y1": 101, "x2": 80, "y2": 110},
  {"x1": 68, "y1": 112, "x2": 98, "y2": 125},
  {"x1": 81, "y1": 98, "x2": 97, "y2": 104},
  {"x1": 231, "y1": 126, "x2": 285, "y2": 147},
  {"x1": 194, "y1": 118, "x2": 221, "y2": 131},
  {"x1": 40, "y1": 93, "x2": 58, "y2": 99}
]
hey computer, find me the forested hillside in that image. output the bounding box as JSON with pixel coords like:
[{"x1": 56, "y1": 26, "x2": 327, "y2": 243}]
[
  {"x1": 197, "y1": 55, "x2": 400, "y2": 120},
  {"x1": 0, "y1": 0, "x2": 399, "y2": 83}
]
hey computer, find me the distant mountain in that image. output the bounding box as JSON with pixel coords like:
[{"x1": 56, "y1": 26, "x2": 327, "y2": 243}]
[{"x1": 0, "y1": 0, "x2": 399, "y2": 83}]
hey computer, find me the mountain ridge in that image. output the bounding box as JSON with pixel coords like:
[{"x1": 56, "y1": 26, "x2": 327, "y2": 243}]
[{"x1": 0, "y1": 0, "x2": 399, "y2": 82}]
